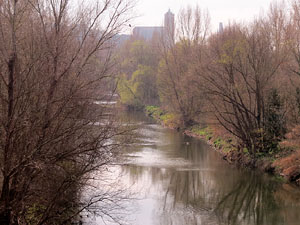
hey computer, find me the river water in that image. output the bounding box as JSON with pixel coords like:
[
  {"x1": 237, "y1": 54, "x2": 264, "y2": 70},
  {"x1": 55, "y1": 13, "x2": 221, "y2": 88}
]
[{"x1": 86, "y1": 112, "x2": 300, "y2": 225}]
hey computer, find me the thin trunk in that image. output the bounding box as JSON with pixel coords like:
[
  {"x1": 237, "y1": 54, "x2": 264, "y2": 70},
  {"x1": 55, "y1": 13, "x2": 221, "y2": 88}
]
[{"x1": 0, "y1": 1, "x2": 18, "y2": 223}]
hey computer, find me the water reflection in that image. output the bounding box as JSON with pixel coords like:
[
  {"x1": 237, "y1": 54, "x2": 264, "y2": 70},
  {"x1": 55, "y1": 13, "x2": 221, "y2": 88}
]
[
  {"x1": 94, "y1": 112, "x2": 300, "y2": 225},
  {"x1": 214, "y1": 172, "x2": 283, "y2": 225}
]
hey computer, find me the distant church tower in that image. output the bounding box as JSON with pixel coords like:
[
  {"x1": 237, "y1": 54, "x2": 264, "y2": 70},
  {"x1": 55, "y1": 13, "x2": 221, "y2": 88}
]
[
  {"x1": 164, "y1": 9, "x2": 175, "y2": 44},
  {"x1": 219, "y1": 22, "x2": 224, "y2": 33}
]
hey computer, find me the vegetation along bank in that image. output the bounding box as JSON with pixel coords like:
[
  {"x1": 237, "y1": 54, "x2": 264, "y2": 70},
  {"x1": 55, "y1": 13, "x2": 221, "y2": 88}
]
[
  {"x1": 116, "y1": 2, "x2": 300, "y2": 188},
  {"x1": 145, "y1": 105, "x2": 300, "y2": 187}
]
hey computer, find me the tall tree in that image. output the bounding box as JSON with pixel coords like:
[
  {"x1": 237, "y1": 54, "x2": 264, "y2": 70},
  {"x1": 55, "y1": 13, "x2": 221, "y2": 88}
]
[
  {"x1": 0, "y1": 0, "x2": 134, "y2": 224},
  {"x1": 157, "y1": 5, "x2": 210, "y2": 127},
  {"x1": 205, "y1": 16, "x2": 288, "y2": 154}
]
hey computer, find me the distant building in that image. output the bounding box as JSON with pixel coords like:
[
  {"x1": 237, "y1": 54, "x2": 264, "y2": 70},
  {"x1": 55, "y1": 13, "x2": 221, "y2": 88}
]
[
  {"x1": 219, "y1": 22, "x2": 224, "y2": 33},
  {"x1": 114, "y1": 34, "x2": 131, "y2": 45},
  {"x1": 164, "y1": 9, "x2": 175, "y2": 41},
  {"x1": 132, "y1": 26, "x2": 164, "y2": 40},
  {"x1": 133, "y1": 9, "x2": 175, "y2": 44}
]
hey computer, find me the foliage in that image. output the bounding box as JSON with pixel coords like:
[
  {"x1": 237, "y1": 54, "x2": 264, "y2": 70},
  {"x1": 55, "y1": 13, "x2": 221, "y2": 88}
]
[
  {"x1": 160, "y1": 113, "x2": 177, "y2": 125},
  {"x1": 145, "y1": 105, "x2": 161, "y2": 115},
  {"x1": 25, "y1": 204, "x2": 46, "y2": 225},
  {"x1": 118, "y1": 65, "x2": 158, "y2": 109},
  {"x1": 248, "y1": 89, "x2": 287, "y2": 155},
  {"x1": 145, "y1": 105, "x2": 164, "y2": 119},
  {"x1": 265, "y1": 89, "x2": 286, "y2": 139},
  {"x1": 117, "y1": 40, "x2": 160, "y2": 109},
  {"x1": 118, "y1": 74, "x2": 141, "y2": 108},
  {"x1": 214, "y1": 137, "x2": 226, "y2": 149},
  {"x1": 145, "y1": 105, "x2": 179, "y2": 127}
]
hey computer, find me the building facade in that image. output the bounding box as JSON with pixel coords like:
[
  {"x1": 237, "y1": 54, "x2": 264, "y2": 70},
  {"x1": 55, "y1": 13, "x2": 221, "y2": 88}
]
[
  {"x1": 132, "y1": 26, "x2": 164, "y2": 40},
  {"x1": 133, "y1": 9, "x2": 175, "y2": 43}
]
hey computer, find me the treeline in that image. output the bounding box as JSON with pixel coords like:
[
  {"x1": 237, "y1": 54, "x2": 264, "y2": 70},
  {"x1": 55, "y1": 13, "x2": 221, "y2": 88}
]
[
  {"x1": 117, "y1": 1, "x2": 300, "y2": 156},
  {"x1": 0, "y1": 0, "x2": 133, "y2": 224}
]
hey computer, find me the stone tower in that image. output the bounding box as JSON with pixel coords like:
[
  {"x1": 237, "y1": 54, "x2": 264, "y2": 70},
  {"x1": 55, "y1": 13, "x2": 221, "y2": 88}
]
[
  {"x1": 219, "y1": 22, "x2": 224, "y2": 33},
  {"x1": 164, "y1": 9, "x2": 175, "y2": 44}
]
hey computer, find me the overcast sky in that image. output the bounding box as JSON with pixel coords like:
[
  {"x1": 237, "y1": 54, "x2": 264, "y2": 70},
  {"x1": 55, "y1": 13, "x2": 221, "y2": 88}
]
[{"x1": 130, "y1": 0, "x2": 274, "y2": 32}]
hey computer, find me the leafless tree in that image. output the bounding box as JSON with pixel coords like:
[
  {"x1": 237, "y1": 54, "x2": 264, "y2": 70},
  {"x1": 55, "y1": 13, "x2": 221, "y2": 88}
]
[
  {"x1": 157, "y1": 5, "x2": 210, "y2": 127},
  {"x1": 0, "y1": 0, "x2": 134, "y2": 224},
  {"x1": 205, "y1": 10, "x2": 288, "y2": 154}
]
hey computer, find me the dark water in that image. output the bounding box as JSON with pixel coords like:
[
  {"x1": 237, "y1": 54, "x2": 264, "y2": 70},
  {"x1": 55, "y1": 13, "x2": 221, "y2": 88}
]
[{"x1": 87, "y1": 112, "x2": 300, "y2": 225}]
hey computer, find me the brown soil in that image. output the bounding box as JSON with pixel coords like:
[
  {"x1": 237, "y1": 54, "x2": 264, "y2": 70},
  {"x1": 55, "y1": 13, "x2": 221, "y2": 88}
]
[{"x1": 272, "y1": 125, "x2": 300, "y2": 186}]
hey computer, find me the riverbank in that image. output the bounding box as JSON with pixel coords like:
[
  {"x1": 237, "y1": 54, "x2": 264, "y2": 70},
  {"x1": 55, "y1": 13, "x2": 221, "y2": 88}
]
[{"x1": 145, "y1": 106, "x2": 300, "y2": 187}]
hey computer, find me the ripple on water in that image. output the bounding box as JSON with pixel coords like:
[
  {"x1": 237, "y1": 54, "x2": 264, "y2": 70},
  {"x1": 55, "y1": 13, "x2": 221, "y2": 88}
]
[{"x1": 124, "y1": 149, "x2": 192, "y2": 169}]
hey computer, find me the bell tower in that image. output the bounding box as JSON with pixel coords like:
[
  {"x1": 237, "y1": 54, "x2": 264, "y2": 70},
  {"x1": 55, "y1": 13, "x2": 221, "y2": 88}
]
[{"x1": 164, "y1": 9, "x2": 175, "y2": 43}]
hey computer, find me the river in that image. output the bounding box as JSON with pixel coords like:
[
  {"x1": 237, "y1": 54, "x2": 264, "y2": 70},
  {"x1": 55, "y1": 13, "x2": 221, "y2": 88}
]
[{"x1": 85, "y1": 111, "x2": 300, "y2": 225}]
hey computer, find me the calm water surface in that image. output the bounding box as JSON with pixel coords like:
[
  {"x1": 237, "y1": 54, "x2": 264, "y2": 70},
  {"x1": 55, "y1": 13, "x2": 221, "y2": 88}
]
[{"x1": 87, "y1": 112, "x2": 300, "y2": 225}]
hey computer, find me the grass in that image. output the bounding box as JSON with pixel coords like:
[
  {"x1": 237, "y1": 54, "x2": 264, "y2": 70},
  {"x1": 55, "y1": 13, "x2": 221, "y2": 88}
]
[
  {"x1": 145, "y1": 106, "x2": 300, "y2": 186},
  {"x1": 145, "y1": 105, "x2": 179, "y2": 127},
  {"x1": 189, "y1": 125, "x2": 235, "y2": 152},
  {"x1": 146, "y1": 107, "x2": 238, "y2": 154},
  {"x1": 190, "y1": 125, "x2": 213, "y2": 140},
  {"x1": 160, "y1": 113, "x2": 176, "y2": 124}
]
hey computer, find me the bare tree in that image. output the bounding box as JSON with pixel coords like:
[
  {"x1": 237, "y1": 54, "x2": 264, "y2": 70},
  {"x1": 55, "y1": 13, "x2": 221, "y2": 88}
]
[
  {"x1": 0, "y1": 0, "x2": 134, "y2": 224},
  {"x1": 205, "y1": 9, "x2": 288, "y2": 154},
  {"x1": 157, "y1": 5, "x2": 210, "y2": 127}
]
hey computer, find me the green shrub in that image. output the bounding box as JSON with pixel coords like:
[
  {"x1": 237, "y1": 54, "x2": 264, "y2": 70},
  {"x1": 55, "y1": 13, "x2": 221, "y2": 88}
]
[
  {"x1": 206, "y1": 134, "x2": 212, "y2": 140},
  {"x1": 145, "y1": 105, "x2": 164, "y2": 120},
  {"x1": 213, "y1": 137, "x2": 228, "y2": 149},
  {"x1": 190, "y1": 126, "x2": 213, "y2": 137},
  {"x1": 26, "y1": 204, "x2": 46, "y2": 224}
]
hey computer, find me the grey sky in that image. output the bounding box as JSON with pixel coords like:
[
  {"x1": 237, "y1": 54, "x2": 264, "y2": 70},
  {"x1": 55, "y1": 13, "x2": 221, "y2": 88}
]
[{"x1": 131, "y1": 0, "x2": 274, "y2": 31}]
